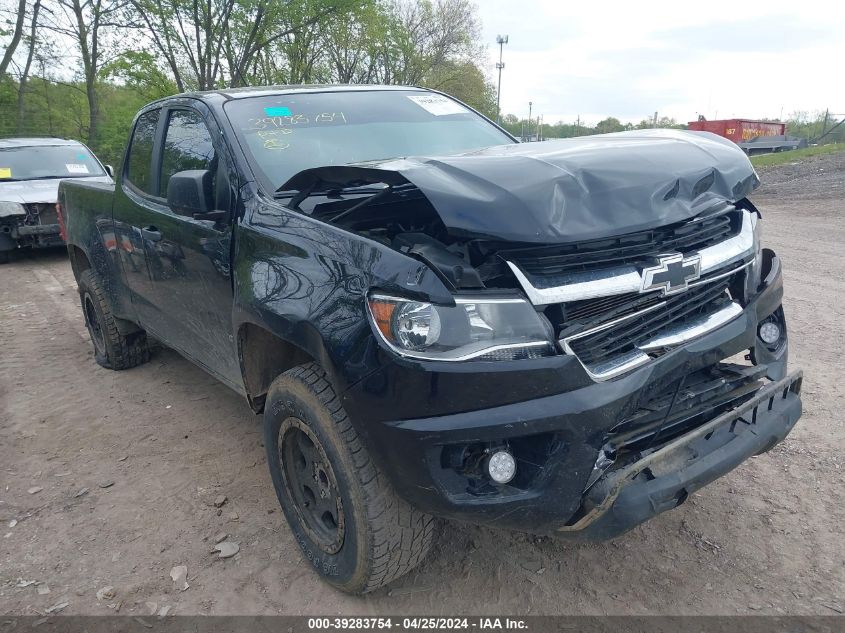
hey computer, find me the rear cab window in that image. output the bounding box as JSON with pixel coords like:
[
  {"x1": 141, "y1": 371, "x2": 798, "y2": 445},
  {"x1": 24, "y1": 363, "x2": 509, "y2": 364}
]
[{"x1": 125, "y1": 109, "x2": 161, "y2": 194}]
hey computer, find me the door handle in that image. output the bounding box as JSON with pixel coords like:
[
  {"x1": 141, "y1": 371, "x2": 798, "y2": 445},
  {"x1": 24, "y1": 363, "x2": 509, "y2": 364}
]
[{"x1": 141, "y1": 226, "x2": 162, "y2": 242}]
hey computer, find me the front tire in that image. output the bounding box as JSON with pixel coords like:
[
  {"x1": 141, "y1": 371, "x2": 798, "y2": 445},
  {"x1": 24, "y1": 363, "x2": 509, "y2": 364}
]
[
  {"x1": 0, "y1": 250, "x2": 10, "y2": 265},
  {"x1": 77, "y1": 269, "x2": 150, "y2": 369},
  {"x1": 264, "y1": 362, "x2": 437, "y2": 593}
]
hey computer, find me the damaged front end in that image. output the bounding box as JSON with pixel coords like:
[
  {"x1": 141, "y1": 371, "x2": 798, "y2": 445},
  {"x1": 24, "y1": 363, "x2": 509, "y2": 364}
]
[
  {"x1": 0, "y1": 200, "x2": 64, "y2": 254},
  {"x1": 278, "y1": 129, "x2": 801, "y2": 537},
  {"x1": 275, "y1": 130, "x2": 779, "y2": 379},
  {"x1": 564, "y1": 368, "x2": 803, "y2": 540},
  {"x1": 276, "y1": 129, "x2": 761, "y2": 295}
]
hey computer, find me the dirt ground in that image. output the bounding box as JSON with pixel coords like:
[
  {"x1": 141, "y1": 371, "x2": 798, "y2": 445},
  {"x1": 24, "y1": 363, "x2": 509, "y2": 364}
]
[{"x1": 1, "y1": 151, "x2": 843, "y2": 617}]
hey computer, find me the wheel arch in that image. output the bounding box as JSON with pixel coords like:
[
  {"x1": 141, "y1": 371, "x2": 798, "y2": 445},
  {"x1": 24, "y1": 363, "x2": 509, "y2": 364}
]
[
  {"x1": 237, "y1": 320, "x2": 335, "y2": 413},
  {"x1": 67, "y1": 244, "x2": 92, "y2": 281}
]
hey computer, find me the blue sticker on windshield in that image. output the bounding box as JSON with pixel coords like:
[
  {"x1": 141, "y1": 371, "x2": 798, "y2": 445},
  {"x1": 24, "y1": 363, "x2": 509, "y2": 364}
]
[
  {"x1": 264, "y1": 106, "x2": 292, "y2": 117},
  {"x1": 76, "y1": 153, "x2": 87, "y2": 160}
]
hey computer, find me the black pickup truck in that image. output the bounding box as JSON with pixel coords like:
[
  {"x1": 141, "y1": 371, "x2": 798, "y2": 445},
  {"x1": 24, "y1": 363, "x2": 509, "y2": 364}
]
[{"x1": 60, "y1": 85, "x2": 803, "y2": 593}]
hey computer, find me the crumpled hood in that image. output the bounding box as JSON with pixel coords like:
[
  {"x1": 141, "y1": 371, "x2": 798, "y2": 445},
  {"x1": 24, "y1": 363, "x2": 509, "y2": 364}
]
[
  {"x1": 283, "y1": 129, "x2": 759, "y2": 244},
  {"x1": 0, "y1": 176, "x2": 113, "y2": 205}
]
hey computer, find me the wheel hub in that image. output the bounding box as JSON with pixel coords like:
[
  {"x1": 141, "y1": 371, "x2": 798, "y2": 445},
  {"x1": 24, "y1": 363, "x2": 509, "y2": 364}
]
[{"x1": 278, "y1": 418, "x2": 345, "y2": 555}]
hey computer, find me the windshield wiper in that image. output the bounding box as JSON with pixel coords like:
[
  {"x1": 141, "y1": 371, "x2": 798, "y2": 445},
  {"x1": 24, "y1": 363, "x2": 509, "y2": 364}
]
[
  {"x1": 275, "y1": 185, "x2": 390, "y2": 199},
  {"x1": 328, "y1": 186, "x2": 394, "y2": 224}
]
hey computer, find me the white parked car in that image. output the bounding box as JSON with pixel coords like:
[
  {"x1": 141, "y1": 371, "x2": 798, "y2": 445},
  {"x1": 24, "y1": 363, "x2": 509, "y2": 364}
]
[{"x1": 0, "y1": 137, "x2": 113, "y2": 264}]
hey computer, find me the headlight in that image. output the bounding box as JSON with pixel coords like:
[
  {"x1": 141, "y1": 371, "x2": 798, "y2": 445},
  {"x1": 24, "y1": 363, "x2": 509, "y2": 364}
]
[
  {"x1": 0, "y1": 201, "x2": 26, "y2": 218},
  {"x1": 367, "y1": 293, "x2": 555, "y2": 361},
  {"x1": 744, "y1": 213, "x2": 763, "y2": 298}
]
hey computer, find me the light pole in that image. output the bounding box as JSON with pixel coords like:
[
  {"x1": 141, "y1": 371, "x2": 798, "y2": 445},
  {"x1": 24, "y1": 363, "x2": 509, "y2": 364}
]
[
  {"x1": 495, "y1": 34, "x2": 508, "y2": 124},
  {"x1": 528, "y1": 101, "x2": 533, "y2": 140}
]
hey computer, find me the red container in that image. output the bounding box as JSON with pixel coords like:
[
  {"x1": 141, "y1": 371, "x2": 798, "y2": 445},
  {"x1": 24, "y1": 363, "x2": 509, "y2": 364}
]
[{"x1": 687, "y1": 119, "x2": 786, "y2": 143}]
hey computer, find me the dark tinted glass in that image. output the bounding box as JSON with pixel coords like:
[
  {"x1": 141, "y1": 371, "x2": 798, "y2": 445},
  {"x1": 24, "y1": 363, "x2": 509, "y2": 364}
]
[
  {"x1": 126, "y1": 109, "x2": 160, "y2": 193},
  {"x1": 160, "y1": 109, "x2": 216, "y2": 198}
]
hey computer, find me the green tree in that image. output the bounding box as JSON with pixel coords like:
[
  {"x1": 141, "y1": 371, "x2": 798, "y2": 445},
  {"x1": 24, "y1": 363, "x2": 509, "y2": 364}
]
[
  {"x1": 128, "y1": 0, "x2": 349, "y2": 90},
  {"x1": 15, "y1": 0, "x2": 41, "y2": 132},
  {"x1": 376, "y1": 0, "x2": 482, "y2": 85},
  {"x1": 595, "y1": 116, "x2": 624, "y2": 134},
  {"x1": 102, "y1": 50, "x2": 179, "y2": 102},
  {"x1": 320, "y1": 0, "x2": 386, "y2": 83},
  {"x1": 0, "y1": 0, "x2": 28, "y2": 76},
  {"x1": 41, "y1": 0, "x2": 129, "y2": 148},
  {"x1": 426, "y1": 60, "x2": 496, "y2": 118}
]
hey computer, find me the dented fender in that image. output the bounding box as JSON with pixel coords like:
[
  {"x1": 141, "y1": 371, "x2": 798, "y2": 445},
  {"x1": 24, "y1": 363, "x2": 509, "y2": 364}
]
[{"x1": 232, "y1": 197, "x2": 457, "y2": 407}]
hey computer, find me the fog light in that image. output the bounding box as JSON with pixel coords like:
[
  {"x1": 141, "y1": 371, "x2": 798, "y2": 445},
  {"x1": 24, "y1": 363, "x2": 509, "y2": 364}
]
[
  {"x1": 759, "y1": 321, "x2": 781, "y2": 345},
  {"x1": 487, "y1": 450, "x2": 516, "y2": 484}
]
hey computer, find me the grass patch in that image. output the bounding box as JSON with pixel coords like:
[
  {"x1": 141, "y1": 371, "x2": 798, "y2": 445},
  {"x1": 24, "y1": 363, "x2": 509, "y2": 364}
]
[{"x1": 751, "y1": 143, "x2": 845, "y2": 168}]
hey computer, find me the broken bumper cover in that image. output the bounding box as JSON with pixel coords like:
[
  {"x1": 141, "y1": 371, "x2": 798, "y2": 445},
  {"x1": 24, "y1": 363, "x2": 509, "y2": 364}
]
[
  {"x1": 353, "y1": 370, "x2": 803, "y2": 540},
  {"x1": 559, "y1": 370, "x2": 802, "y2": 540},
  {"x1": 15, "y1": 223, "x2": 61, "y2": 236},
  {"x1": 2, "y1": 222, "x2": 65, "y2": 249}
]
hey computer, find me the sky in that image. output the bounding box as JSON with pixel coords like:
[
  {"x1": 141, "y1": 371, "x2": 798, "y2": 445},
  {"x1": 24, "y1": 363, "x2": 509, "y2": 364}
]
[{"x1": 476, "y1": 0, "x2": 845, "y2": 126}]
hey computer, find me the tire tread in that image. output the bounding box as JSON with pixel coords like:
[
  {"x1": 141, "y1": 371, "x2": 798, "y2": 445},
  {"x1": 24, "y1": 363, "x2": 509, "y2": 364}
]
[
  {"x1": 281, "y1": 362, "x2": 436, "y2": 592},
  {"x1": 78, "y1": 269, "x2": 150, "y2": 370}
]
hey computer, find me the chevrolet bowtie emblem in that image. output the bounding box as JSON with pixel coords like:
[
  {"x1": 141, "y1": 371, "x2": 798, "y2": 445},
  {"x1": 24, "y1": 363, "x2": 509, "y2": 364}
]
[{"x1": 641, "y1": 253, "x2": 701, "y2": 296}]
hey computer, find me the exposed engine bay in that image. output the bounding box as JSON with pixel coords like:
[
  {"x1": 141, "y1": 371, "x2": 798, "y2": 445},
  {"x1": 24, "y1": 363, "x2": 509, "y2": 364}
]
[
  {"x1": 282, "y1": 180, "x2": 504, "y2": 291},
  {"x1": 276, "y1": 130, "x2": 760, "y2": 296}
]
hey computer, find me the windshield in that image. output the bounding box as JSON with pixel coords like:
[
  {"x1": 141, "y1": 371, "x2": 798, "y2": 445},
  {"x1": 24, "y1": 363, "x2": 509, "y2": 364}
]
[
  {"x1": 0, "y1": 144, "x2": 106, "y2": 181},
  {"x1": 224, "y1": 90, "x2": 515, "y2": 192}
]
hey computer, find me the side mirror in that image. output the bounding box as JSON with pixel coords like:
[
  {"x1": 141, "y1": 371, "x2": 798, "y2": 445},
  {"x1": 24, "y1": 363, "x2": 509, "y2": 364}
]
[
  {"x1": 104, "y1": 164, "x2": 114, "y2": 178},
  {"x1": 167, "y1": 169, "x2": 213, "y2": 217}
]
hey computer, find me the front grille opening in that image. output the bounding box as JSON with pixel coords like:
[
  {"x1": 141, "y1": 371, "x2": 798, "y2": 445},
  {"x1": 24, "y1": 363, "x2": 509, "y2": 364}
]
[
  {"x1": 25, "y1": 203, "x2": 59, "y2": 226},
  {"x1": 559, "y1": 291, "x2": 661, "y2": 323},
  {"x1": 564, "y1": 279, "x2": 733, "y2": 368},
  {"x1": 501, "y1": 206, "x2": 740, "y2": 278}
]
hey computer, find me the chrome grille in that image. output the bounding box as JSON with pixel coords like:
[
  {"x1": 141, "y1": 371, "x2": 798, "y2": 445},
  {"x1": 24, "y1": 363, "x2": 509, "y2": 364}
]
[
  {"x1": 563, "y1": 278, "x2": 733, "y2": 367},
  {"x1": 502, "y1": 206, "x2": 740, "y2": 277},
  {"x1": 562, "y1": 292, "x2": 659, "y2": 323},
  {"x1": 507, "y1": 208, "x2": 758, "y2": 381}
]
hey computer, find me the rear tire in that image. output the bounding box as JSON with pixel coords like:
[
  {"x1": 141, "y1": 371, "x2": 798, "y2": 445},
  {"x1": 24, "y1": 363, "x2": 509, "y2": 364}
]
[
  {"x1": 264, "y1": 362, "x2": 437, "y2": 593},
  {"x1": 0, "y1": 250, "x2": 10, "y2": 264},
  {"x1": 77, "y1": 269, "x2": 150, "y2": 369}
]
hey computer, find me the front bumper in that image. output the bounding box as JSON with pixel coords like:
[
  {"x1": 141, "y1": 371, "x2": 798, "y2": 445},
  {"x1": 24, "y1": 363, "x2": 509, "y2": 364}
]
[
  {"x1": 0, "y1": 221, "x2": 63, "y2": 250},
  {"x1": 341, "y1": 251, "x2": 801, "y2": 537},
  {"x1": 560, "y1": 370, "x2": 802, "y2": 540},
  {"x1": 16, "y1": 223, "x2": 61, "y2": 236}
]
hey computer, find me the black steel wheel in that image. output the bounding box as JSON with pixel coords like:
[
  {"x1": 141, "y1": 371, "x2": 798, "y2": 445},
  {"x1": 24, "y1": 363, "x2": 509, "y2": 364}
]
[
  {"x1": 264, "y1": 362, "x2": 437, "y2": 593},
  {"x1": 83, "y1": 292, "x2": 107, "y2": 357},
  {"x1": 279, "y1": 418, "x2": 345, "y2": 555},
  {"x1": 76, "y1": 269, "x2": 150, "y2": 370}
]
